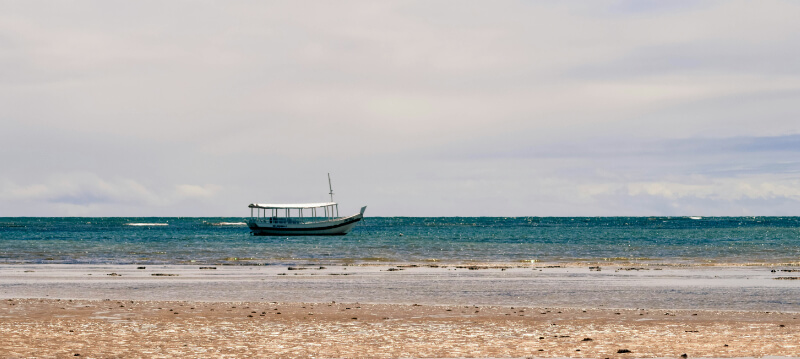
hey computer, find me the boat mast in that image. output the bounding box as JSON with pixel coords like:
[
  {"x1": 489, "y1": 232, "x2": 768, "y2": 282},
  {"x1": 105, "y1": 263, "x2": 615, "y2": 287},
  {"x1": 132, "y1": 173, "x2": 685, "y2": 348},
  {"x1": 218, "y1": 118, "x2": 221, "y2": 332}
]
[
  {"x1": 328, "y1": 173, "x2": 338, "y2": 217},
  {"x1": 328, "y1": 173, "x2": 334, "y2": 202}
]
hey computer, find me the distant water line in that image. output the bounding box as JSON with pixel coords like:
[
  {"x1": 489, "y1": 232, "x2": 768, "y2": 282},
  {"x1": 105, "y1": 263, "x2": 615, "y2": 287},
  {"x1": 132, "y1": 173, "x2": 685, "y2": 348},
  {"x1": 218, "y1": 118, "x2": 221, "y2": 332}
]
[{"x1": 1, "y1": 217, "x2": 799, "y2": 266}]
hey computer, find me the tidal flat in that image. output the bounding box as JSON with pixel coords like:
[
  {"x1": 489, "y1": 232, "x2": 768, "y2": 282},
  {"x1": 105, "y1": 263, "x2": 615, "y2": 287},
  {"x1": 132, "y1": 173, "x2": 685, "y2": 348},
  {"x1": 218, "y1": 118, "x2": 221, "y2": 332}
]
[{"x1": 1, "y1": 264, "x2": 799, "y2": 357}]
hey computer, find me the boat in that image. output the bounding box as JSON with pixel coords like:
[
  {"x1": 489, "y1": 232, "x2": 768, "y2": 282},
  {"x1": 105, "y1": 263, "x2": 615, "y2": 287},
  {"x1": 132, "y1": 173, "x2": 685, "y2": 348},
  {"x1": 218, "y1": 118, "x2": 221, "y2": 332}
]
[{"x1": 246, "y1": 174, "x2": 367, "y2": 236}]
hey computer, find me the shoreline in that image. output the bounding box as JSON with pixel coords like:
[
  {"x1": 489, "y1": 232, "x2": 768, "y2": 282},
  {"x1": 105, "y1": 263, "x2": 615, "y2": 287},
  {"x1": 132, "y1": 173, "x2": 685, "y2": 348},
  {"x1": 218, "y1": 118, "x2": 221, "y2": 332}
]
[
  {"x1": 3, "y1": 264, "x2": 800, "y2": 357},
  {"x1": 2, "y1": 263, "x2": 800, "y2": 311},
  {"x1": 3, "y1": 259, "x2": 800, "y2": 267}
]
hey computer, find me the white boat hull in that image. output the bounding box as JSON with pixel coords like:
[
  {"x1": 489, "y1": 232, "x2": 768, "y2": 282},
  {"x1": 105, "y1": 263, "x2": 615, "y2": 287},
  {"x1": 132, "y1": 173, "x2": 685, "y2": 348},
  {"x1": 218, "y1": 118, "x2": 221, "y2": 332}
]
[{"x1": 247, "y1": 212, "x2": 364, "y2": 236}]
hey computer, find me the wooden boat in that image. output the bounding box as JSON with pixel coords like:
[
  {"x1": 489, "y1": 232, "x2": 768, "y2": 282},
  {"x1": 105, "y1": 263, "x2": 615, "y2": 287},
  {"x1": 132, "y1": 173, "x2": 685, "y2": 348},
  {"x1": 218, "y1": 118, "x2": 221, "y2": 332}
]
[{"x1": 246, "y1": 174, "x2": 366, "y2": 236}]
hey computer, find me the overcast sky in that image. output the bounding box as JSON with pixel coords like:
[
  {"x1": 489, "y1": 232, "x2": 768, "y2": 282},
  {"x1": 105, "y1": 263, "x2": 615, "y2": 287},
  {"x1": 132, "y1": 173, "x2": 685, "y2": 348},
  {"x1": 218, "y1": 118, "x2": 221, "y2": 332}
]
[{"x1": 2, "y1": 0, "x2": 800, "y2": 217}]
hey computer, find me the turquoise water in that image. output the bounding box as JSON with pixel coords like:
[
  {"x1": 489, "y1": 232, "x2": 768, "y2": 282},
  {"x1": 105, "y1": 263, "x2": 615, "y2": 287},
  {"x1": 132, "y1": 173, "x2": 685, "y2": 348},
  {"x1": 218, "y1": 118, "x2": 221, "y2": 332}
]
[{"x1": 1, "y1": 217, "x2": 799, "y2": 265}]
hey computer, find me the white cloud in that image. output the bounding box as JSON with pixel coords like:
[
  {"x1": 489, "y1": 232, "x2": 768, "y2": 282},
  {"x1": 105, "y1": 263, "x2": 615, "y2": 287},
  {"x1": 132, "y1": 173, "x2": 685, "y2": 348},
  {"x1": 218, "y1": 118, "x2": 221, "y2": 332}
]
[
  {"x1": 2, "y1": 1, "x2": 800, "y2": 215},
  {"x1": 174, "y1": 184, "x2": 221, "y2": 199},
  {"x1": 0, "y1": 173, "x2": 222, "y2": 216},
  {"x1": 1, "y1": 173, "x2": 159, "y2": 205}
]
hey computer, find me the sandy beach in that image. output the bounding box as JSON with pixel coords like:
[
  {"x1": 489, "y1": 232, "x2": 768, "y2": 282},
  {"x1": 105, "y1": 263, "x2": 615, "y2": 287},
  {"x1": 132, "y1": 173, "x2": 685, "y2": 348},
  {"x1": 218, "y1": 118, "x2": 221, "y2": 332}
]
[
  {"x1": 1, "y1": 264, "x2": 799, "y2": 358},
  {"x1": 2, "y1": 298, "x2": 799, "y2": 358}
]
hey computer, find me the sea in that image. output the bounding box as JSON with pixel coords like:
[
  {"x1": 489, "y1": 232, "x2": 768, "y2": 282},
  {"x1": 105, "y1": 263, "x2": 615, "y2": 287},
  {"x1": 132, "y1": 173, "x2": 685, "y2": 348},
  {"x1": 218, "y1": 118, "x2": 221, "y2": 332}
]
[{"x1": 2, "y1": 216, "x2": 800, "y2": 266}]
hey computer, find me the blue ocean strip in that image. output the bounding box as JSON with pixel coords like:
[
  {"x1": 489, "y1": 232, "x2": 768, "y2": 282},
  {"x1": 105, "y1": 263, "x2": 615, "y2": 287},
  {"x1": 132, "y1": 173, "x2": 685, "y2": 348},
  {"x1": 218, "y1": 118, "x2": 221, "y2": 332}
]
[{"x1": 1, "y1": 217, "x2": 799, "y2": 265}]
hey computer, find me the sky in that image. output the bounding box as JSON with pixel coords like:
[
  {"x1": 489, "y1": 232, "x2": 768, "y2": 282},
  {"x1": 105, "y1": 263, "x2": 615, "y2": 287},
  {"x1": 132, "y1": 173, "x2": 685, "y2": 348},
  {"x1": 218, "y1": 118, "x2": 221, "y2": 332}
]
[{"x1": 2, "y1": 0, "x2": 800, "y2": 217}]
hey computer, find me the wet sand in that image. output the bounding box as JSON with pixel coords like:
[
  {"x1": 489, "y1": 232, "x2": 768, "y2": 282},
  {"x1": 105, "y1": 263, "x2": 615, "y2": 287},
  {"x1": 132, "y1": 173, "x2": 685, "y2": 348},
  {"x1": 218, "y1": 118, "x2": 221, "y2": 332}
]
[
  {"x1": 3, "y1": 264, "x2": 800, "y2": 311},
  {"x1": 1, "y1": 264, "x2": 800, "y2": 358}
]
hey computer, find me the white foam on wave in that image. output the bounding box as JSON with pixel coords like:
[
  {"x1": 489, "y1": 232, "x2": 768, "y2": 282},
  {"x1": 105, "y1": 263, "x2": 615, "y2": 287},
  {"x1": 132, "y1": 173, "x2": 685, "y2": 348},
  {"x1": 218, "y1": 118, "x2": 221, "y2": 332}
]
[
  {"x1": 125, "y1": 223, "x2": 169, "y2": 226},
  {"x1": 210, "y1": 222, "x2": 247, "y2": 226}
]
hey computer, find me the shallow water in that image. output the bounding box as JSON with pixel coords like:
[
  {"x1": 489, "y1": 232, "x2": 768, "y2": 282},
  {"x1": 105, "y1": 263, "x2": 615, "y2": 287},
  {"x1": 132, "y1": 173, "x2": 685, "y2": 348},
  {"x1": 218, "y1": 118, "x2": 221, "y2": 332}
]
[
  {"x1": 1, "y1": 217, "x2": 800, "y2": 265},
  {"x1": 3, "y1": 265, "x2": 800, "y2": 311}
]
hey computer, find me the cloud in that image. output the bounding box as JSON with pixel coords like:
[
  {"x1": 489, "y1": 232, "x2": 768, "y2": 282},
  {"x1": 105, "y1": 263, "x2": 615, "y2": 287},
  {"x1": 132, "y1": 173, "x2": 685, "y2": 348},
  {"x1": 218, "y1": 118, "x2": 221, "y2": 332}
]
[
  {"x1": 0, "y1": 172, "x2": 221, "y2": 216},
  {"x1": 174, "y1": 184, "x2": 221, "y2": 199},
  {"x1": 626, "y1": 178, "x2": 800, "y2": 202},
  {"x1": 1, "y1": 173, "x2": 158, "y2": 204},
  {"x1": 568, "y1": 175, "x2": 800, "y2": 216},
  {"x1": 444, "y1": 134, "x2": 800, "y2": 169},
  {"x1": 621, "y1": 180, "x2": 800, "y2": 216},
  {"x1": 2, "y1": 1, "x2": 800, "y2": 216}
]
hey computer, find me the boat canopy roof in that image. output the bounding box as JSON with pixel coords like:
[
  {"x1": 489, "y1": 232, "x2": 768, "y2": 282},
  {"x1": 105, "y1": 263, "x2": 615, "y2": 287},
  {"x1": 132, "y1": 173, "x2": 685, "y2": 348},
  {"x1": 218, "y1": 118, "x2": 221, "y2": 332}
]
[{"x1": 249, "y1": 202, "x2": 336, "y2": 209}]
